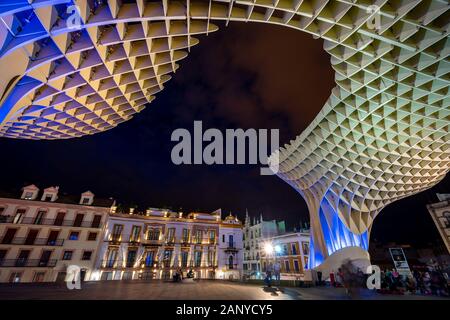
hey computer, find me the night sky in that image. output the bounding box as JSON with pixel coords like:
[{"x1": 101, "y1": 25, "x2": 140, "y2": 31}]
[{"x1": 0, "y1": 22, "x2": 448, "y2": 247}]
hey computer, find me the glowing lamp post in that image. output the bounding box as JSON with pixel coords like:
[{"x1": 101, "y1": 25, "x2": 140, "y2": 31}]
[
  {"x1": 263, "y1": 243, "x2": 273, "y2": 279},
  {"x1": 264, "y1": 243, "x2": 274, "y2": 255}
]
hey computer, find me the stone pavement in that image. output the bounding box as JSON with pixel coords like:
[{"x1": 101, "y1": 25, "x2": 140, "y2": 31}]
[{"x1": 0, "y1": 280, "x2": 446, "y2": 300}]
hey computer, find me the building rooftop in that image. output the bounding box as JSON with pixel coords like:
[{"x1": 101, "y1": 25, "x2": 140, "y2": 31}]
[{"x1": 0, "y1": 185, "x2": 115, "y2": 208}]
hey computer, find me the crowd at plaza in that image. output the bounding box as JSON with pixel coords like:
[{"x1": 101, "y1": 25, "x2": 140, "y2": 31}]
[{"x1": 333, "y1": 261, "x2": 449, "y2": 297}]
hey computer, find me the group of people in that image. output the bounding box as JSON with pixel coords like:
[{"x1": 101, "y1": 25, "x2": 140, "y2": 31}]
[
  {"x1": 332, "y1": 261, "x2": 449, "y2": 297},
  {"x1": 378, "y1": 268, "x2": 449, "y2": 296},
  {"x1": 264, "y1": 262, "x2": 281, "y2": 287},
  {"x1": 172, "y1": 268, "x2": 195, "y2": 282}
]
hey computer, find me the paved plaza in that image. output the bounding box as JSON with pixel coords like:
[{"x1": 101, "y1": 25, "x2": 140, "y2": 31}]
[{"x1": 0, "y1": 280, "x2": 446, "y2": 300}]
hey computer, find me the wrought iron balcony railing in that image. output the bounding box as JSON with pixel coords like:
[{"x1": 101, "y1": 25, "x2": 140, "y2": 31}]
[
  {"x1": 1, "y1": 237, "x2": 64, "y2": 246},
  {"x1": 0, "y1": 216, "x2": 102, "y2": 228},
  {"x1": 225, "y1": 243, "x2": 239, "y2": 251},
  {"x1": 224, "y1": 264, "x2": 239, "y2": 270},
  {"x1": 0, "y1": 259, "x2": 57, "y2": 267},
  {"x1": 101, "y1": 259, "x2": 156, "y2": 269}
]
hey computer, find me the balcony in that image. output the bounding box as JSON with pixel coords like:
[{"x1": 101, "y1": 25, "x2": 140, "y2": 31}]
[
  {"x1": 141, "y1": 239, "x2": 164, "y2": 246},
  {"x1": 1, "y1": 237, "x2": 64, "y2": 246},
  {"x1": 180, "y1": 240, "x2": 190, "y2": 246},
  {"x1": 225, "y1": 243, "x2": 239, "y2": 252},
  {"x1": 165, "y1": 238, "x2": 176, "y2": 246},
  {"x1": 0, "y1": 259, "x2": 57, "y2": 267},
  {"x1": 101, "y1": 259, "x2": 123, "y2": 268},
  {"x1": 225, "y1": 264, "x2": 238, "y2": 270},
  {"x1": 101, "y1": 259, "x2": 155, "y2": 269},
  {"x1": 108, "y1": 236, "x2": 123, "y2": 244},
  {"x1": 0, "y1": 216, "x2": 102, "y2": 228}
]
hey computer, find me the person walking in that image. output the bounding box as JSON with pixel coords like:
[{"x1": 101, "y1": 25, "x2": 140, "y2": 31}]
[
  {"x1": 265, "y1": 262, "x2": 274, "y2": 287},
  {"x1": 274, "y1": 261, "x2": 281, "y2": 286}
]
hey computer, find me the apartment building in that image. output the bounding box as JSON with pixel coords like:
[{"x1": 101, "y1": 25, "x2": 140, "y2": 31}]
[
  {"x1": 242, "y1": 213, "x2": 286, "y2": 278},
  {"x1": 96, "y1": 207, "x2": 243, "y2": 281},
  {"x1": 260, "y1": 231, "x2": 310, "y2": 280},
  {"x1": 0, "y1": 184, "x2": 112, "y2": 283}
]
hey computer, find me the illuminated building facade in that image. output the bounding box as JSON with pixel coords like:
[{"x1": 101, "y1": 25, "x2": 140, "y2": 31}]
[
  {"x1": 0, "y1": 1, "x2": 448, "y2": 273},
  {"x1": 97, "y1": 208, "x2": 243, "y2": 281},
  {"x1": 261, "y1": 231, "x2": 310, "y2": 280},
  {"x1": 0, "y1": 184, "x2": 111, "y2": 283},
  {"x1": 242, "y1": 213, "x2": 285, "y2": 279}
]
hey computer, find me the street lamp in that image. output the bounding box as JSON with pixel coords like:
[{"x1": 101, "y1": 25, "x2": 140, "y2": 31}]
[
  {"x1": 274, "y1": 245, "x2": 281, "y2": 254},
  {"x1": 264, "y1": 243, "x2": 274, "y2": 255},
  {"x1": 262, "y1": 243, "x2": 274, "y2": 280}
]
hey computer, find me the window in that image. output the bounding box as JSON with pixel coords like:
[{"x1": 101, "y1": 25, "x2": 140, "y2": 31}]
[
  {"x1": 13, "y1": 209, "x2": 25, "y2": 224},
  {"x1": 209, "y1": 230, "x2": 215, "y2": 244},
  {"x1": 69, "y1": 231, "x2": 79, "y2": 240},
  {"x1": 25, "y1": 229, "x2": 38, "y2": 245},
  {"x1": 47, "y1": 230, "x2": 59, "y2": 245},
  {"x1": 91, "y1": 215, "x2": 101, "y2": 228},
  {"x1": 194, "y1": 230, "x2": 202, "y2": 244},
  {"x1": 181, "y1": 251, "x2": 188, "y2": 267},
  {"x1": 228, "y1": 255, "x2": 234, "y2": 269},
  {"x1": 82, "y1": 251, "x2": 92, "y2": 261},
  {"x1": 294, "y1": 260, "x2": 300, "y2": 272},
  {"x1": 73, "y1": 213, "x2": 84, "y2": 227},
  {"x1": 81, "y1": 197, "x2": 90, "y2": 205},
  {"x1": 228, "y1": 235, "x2": 234, "y2": 247},
  {"x1": 147, "y1": 228, "x2": 160, "y2": 241},
  {"x1": 1, "y1": 228, "x2": 17, "y2": 244},
  {"x1": 304, "y1": 256, "x2": 308, "y2": 269},
  {"x1": 208, "y1": 250, "x2": 215, "y2": 267},
  {"x1": 194, "y1": 251, "x2": 202, "y2": 267},
  {"x1": 62, "y1": 251, "x2": 73, "y2": 260},
  {"x1": 145, "y1": 251, "x2": 155, "y2": 267},
  {"x1": 54, "y1": 212, "x2": 65, "y2": 226},
  {"x1": 302, "y1": 242, "x2": 309, "y2": 255},
  {"x1": 101, "y1": 272, "x2": 113, "y2": 281},
  {"x1": 182, "y1": 229, "x2": 189, "y2": 243},
  {"x1": 167, "y1": 228, "x2": 175, "y2": 243},
  {"x1": 130, "y1": 226, "x2": 141, "y2": 242},
  {"x1": 163, "y1": 250, "x2": 172, "y2": 266},
  {"x1": 24, "y1": 192, "x2": 33, "y2": 200},
  {"x1": 105, "y1": 250, "x2": 118, "y2": 267},
  {"x1": 222, "y1": 235, "x2": 225, "y2": 243},
  {"x1": 0, "y1": 207, "x2": 5, "y2": 215},
  {"x1": 39, "y1": 250, "x2": 52, "y2": 266},
  {"x1": 284, "y1": 260, "x2": 290, "y2": 272},
  {"x1": 16, "y1": 250, "x2": 30, "y2": 267},
  {"x1": 291, "y1": 243, "x2": 297, "y2": 255},
  {"x1": 9, "y1": 272, "x2": 22, "y2": 283},
  {"x1": 87, "y1": 232, "x2": 97, "y2": 241},
  {"x1": 0, "y1": 249, "x2": 7, "y2": 265},
  {"x1": 34, "y1": 211, "x2": 45, "y2": 224},
  {"x1": 33, "y1": 272, "x2": 46, "y2": 283},
  {"x1": 112, "y1": 224, "x2": 123, "y2": 241},
  {"x1": 126, "y1": 250, "x2": 137, "y2": 267}
]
